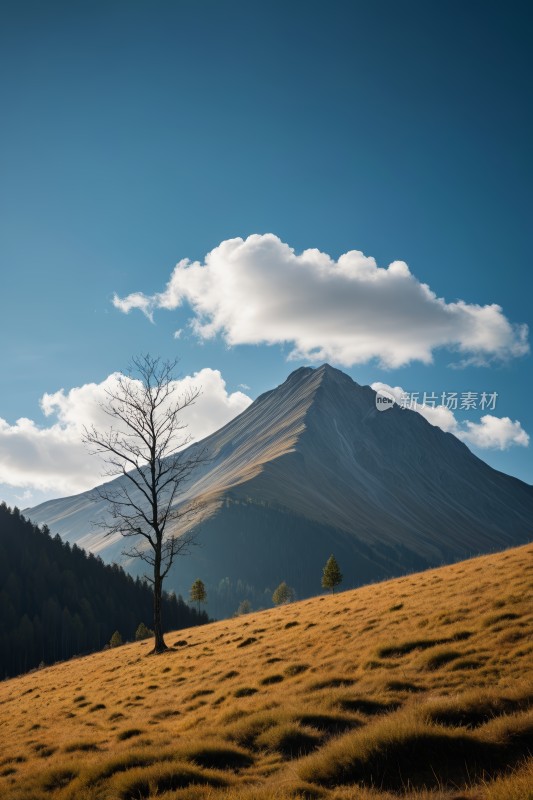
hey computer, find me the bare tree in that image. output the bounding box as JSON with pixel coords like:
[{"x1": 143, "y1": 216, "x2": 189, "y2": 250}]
[{"x1": 83, "y1": 355, "x2": 205, "y2": 653}]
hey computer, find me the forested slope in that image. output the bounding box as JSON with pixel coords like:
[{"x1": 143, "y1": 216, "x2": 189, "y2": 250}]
[{"x1": 0, "y1": 503, "x2": 207, "y2": 679}]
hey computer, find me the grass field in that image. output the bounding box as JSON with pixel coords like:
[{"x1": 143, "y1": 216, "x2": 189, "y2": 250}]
[{"x1": 0, "y1": 543, "x2": 531, "y2": 800}]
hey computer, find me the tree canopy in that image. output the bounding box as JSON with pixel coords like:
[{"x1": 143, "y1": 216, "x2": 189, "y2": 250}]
[
  {"x1": 272, "y1": 581, "x2": 294, "y2": 605},
  {"x1": 190, "y1": 578, "x2": 207, "y2": 613},
  {"x1": 322, "y1": 554, "x2": 343, "y2": 593}
]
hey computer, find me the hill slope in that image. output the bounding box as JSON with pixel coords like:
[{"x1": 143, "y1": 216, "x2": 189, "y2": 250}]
[
  {"x1": 26, "y1": 365, "x2": 533, "y2": 615},
  {"x1": 0, "y1": 543, "x2": 531, "y2": 800}
]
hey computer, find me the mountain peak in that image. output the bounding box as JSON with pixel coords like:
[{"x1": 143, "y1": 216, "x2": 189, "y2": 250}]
[
  {"x1": 286, "y1": 362, "x2": 339, "y2": 378},
  {"x1": 285, "y1": 362, "x2": 358, "y2": 388},
  {"x1": 284, "y1": 365, "x2": 315, "y2": 383},
  {"x1": 315, "y1": 362, "x2": 360, "y2": 388}
]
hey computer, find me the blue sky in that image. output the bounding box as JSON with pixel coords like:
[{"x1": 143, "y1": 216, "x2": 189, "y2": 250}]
[{"x1": 1, "y1": 0, "x2": 531, "y2": 507}]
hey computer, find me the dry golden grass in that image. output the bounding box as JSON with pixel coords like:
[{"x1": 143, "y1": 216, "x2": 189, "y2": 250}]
[{"x1": 0, "y1": 543, "x2": 531, "y2": 800}]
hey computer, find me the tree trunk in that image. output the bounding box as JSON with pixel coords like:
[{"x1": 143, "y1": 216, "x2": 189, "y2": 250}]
[{"x1": 152, "y1": 550, "x2": 168, "y2": 653}]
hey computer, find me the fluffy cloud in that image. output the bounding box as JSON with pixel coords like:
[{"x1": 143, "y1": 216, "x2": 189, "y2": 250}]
[
  {"x1": 0, "y1": 369, "x2": 251, "y2": 499},
  {"x1": 371, "y1": 382, "x2": 529, "y2": 450},
  {"x1": 113, "y1": 234, "x2": 529, "y2": 368},
  {"x1": 460, "y1": 416, "x2": 529, "y2": 449}
]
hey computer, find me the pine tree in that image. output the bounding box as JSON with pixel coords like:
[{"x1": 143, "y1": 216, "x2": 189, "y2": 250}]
[
  {"x1": 135, "y1": 622, "x2": 154, "y2": 641},
  {"x1": 189, "y1": 579, "x2": 207, "y2": 614},
  {"x1": 109, "y1": 630, "x2": 123, "y2": 648},
  {"x1": 321, "y1": 554, "x2": 342, "y2": 593},
  {"x1": 0, "y1": 502, "x2": 206, "y2": 679},
  {"x1": 272, "y1": 581, "x2": 294, "y2": 605},
  {"x1": 237, "y1": 599, "x2": 251, "y2": 615}
]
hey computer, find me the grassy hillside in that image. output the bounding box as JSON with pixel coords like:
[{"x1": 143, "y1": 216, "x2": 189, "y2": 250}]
[{"x1": 0, "y1": 543, "x2": 531, "y2": 800}]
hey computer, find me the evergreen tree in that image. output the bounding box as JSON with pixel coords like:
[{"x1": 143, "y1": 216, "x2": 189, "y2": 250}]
[
  {"x1": 237, "y1": 599, "x2": 251, "y2": 615},
  {"x1": 189, "y1": 579, "x2": 207, "y2": 614},
  {"x1": 322, "y1": 554, "x2": 343, "y2": 593},
  {"x1": 135, "y1": 622, "x2": 154, "y2": 640},
  {"x1": 109, "y1": 630, "x2": 123, "y2": 648},
  {"x1": 0, "y1": 502, "x2": 207, "y2": 679},
  {"x1": 272, "y1": 581, "x2": 294, "y2": 605}
]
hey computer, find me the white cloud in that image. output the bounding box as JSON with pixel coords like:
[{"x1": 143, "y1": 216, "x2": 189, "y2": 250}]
[
  {"x1": 0, "y1": 369, "x2": 251, "y2": 499},
  {"x1": 113, "y1": 233, "x2": 529, "y2": 368},
  {"x1": 371, "y1": 382, "x2": 529, "y2": 450},
  {"x1": 112, "y1": 291, "x2": 154, "y2": 320},
  {"x1": 460, "y1": 415, "x2": 529, "y2": 449}
]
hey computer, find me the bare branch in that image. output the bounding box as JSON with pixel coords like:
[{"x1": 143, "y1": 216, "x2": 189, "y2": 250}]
[{"x1": 82, "y1": 354, "x2": 206, "y2": 653}]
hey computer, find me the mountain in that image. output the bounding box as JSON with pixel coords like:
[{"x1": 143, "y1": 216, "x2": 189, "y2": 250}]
[
  {"x1": 0, "y1": 502, "x2": 207, "y2": 679},
  {"x1": 26, "y1": 365, "x2": 533, "y2": 616}
]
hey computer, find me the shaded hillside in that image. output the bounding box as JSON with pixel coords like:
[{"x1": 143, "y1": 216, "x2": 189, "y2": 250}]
[
  {"x1": 170, "y1": 499, "x2": 431, "y2": 617},
  {"x1": 0, "y1": 503, "x2": 207, "y2": 679},
  {"x1": 27, "y1": 365, "x2": 533, "y2": 616},
  {"x1": 0, "y1": 543, "x2": 531, "y2": 800}
]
